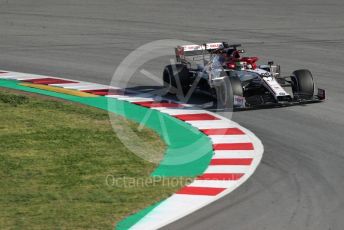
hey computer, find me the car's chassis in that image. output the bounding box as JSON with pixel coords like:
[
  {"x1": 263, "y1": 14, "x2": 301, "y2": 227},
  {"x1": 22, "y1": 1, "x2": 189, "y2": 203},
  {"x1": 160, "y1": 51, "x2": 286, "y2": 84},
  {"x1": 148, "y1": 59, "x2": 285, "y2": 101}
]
[{"x1": 163, "y1": 42, "x2": 326, "y2": 110}]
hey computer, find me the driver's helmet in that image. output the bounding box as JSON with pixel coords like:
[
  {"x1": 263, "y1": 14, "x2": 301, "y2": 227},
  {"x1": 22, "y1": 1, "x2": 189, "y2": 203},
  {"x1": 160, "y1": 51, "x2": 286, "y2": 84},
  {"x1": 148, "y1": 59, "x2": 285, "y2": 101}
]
[{"x1": 235, "y1": 61, "x2": 246, "y2": 70}]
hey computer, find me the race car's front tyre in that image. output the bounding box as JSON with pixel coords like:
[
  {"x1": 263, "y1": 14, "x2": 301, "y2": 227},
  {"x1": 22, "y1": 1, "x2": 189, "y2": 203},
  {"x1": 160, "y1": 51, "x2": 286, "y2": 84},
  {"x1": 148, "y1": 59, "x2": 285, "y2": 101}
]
[
  {"x1": 214, "y1": 75, "x2": 243, "y2": 110},
  {"x1": 291, "y1": 69, "x2": 315, "y2": 99},
  {"x1": 228, "y1": 76, "x2": 244, "y2": 97},
  {"x1": 163, "y1": 64, "x2": 190, "y2": 95}
]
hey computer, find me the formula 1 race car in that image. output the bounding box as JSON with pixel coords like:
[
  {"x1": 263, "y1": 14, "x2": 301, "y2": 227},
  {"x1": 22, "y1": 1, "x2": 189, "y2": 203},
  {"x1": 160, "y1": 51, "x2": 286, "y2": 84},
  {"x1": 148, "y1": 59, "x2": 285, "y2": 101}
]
[{"x1": 162, "y1": 42, "x2": 326, "y2": 109}]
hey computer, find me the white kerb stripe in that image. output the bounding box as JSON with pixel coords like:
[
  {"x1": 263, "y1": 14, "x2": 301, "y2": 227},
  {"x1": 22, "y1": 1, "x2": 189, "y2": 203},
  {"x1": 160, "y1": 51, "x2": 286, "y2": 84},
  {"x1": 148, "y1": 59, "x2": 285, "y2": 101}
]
[
  {"x1": 2, "y1": 75, "x2": 50, "y2": 80},
  {"x1": 75, "y1": 86, "x2": 114, "y2": 90},
  {"x1": 50, "y1": 82, "x2": 90, "y2": 87},
  {"x1": 62, "y1": 83, "x2": 99, "y2": 89},
  {"x1": 208, "y1": 135, "x2": 252, "y2": 144},
  {"x1": 189, "y1": 180, "x2": 237, "y2": 188},
  {"x1": 67, "y1": 85, "x2": 122, "y2": 90},
  {"x1": 157, "y1": 108, "x2": 207, "y2": 115},
  {"x1": 212, "y1": 150, "x2": 257, "y2": 159},
  {"x1": 105, "y1": 95, "x2": 129, "y2": 99},
  {"x1": 204, "y1": 165, "x2": 250, "y2": 174},
  {"x1": 186, "y1": 120, "x2": 235, "y2": 129},
  {"x1": 116, "y1": 97, "x2": 155, "y2": 102}
]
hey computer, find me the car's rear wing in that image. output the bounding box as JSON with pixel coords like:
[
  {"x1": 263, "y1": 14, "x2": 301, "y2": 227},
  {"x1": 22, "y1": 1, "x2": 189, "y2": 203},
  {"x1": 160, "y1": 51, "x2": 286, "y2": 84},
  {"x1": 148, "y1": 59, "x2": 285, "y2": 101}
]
[{"x1": 175, "y1": 42, "x2": 223, "y2": 64}]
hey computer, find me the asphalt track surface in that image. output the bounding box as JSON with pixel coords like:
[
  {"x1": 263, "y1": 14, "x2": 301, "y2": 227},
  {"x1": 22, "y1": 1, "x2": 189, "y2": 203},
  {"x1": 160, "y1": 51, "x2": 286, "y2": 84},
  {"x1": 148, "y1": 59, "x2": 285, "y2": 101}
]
[{"x1": 1, "y1": 0, "x2": 344, "y2": 229}]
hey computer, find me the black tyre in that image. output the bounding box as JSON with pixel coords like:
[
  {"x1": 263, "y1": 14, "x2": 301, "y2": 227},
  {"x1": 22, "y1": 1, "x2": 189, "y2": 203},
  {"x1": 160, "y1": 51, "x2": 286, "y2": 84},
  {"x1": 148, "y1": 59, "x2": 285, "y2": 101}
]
[
  {"x1": 292, "y1": 69, "x2": 315, "y2": 99},
  {"x1": 228, "y1": 76, "x2": 244, "y2": 97},
  {"x1": 163, "y1": 64, "x2": 191, "y2": 95},
  {"x1": 215, "y1": 73, "x2": 243, "y2": 110}
]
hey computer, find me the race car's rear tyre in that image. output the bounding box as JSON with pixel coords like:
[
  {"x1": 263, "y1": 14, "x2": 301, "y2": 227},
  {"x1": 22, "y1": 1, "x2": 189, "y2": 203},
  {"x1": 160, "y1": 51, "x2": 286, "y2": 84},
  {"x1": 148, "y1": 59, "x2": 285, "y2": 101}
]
[
  {"x1": 163, "y1": 64, "x2": 191, "y2": 95},
  {"x1": 291, "y1": 69, "x2": 315, "y2": 99}
]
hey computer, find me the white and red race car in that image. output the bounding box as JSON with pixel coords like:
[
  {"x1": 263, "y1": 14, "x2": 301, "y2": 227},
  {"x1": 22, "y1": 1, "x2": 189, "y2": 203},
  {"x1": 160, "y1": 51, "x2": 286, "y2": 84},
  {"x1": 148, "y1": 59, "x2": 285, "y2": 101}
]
[{"x1": 163, "y1": 42, "x2": 325, "y2": 109}]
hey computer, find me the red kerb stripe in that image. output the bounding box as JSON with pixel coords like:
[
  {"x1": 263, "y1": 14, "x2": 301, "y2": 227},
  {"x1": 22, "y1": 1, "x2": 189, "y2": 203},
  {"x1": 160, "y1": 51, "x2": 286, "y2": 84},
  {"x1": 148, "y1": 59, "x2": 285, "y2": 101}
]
[
  {"x1": 197, "y1": 173, "x2": 244, "y2": 180},
  {"x1": 90, "y1": 91, "x2": 110, "y2": 95},
  {"x1": 176, "y1": 186, "x2": 225, "y2": 196},
  {"x1": 201, "y1": 128, "x2": 245, "y2": 135},
  {"x1": 210, "y1": 158, "x2": 253, "y2": 165},
  {"x1": 173, "y1": 113, "x2": 219, "y2": 121},
  {"x1": 82, "y1": 89, "x2": 125, "y2": 96},
  {"x1": 23, "y1": 78, "x2": 77, "y2": 85},
  {"x1": 133, "y1": 101, "x2": 183, "y2": 108},
  {"x1": 213, "y1": 143, "x2": 254, "y2": 150},
  {"x1": 22, "y1": 78, "x2": 51, "y2": 82}
]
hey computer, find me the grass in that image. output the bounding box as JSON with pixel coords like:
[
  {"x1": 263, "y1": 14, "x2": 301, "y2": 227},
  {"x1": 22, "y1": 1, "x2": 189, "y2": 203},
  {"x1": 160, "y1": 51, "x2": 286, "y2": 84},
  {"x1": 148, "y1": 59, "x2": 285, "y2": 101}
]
[{"x1": 0, "y1": 89, "x2": 190, "y2": 229}]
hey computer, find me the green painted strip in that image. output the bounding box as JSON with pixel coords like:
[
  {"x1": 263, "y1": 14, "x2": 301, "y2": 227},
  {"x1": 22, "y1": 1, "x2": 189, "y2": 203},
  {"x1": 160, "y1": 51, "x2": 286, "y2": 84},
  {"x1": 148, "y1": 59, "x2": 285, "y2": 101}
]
[
  {"x1": 0, "y1": 79, "x2": 214, "y2": 229},
  {"x1": 116, "y1": 200, "x2": 163, "y2": 230}
]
